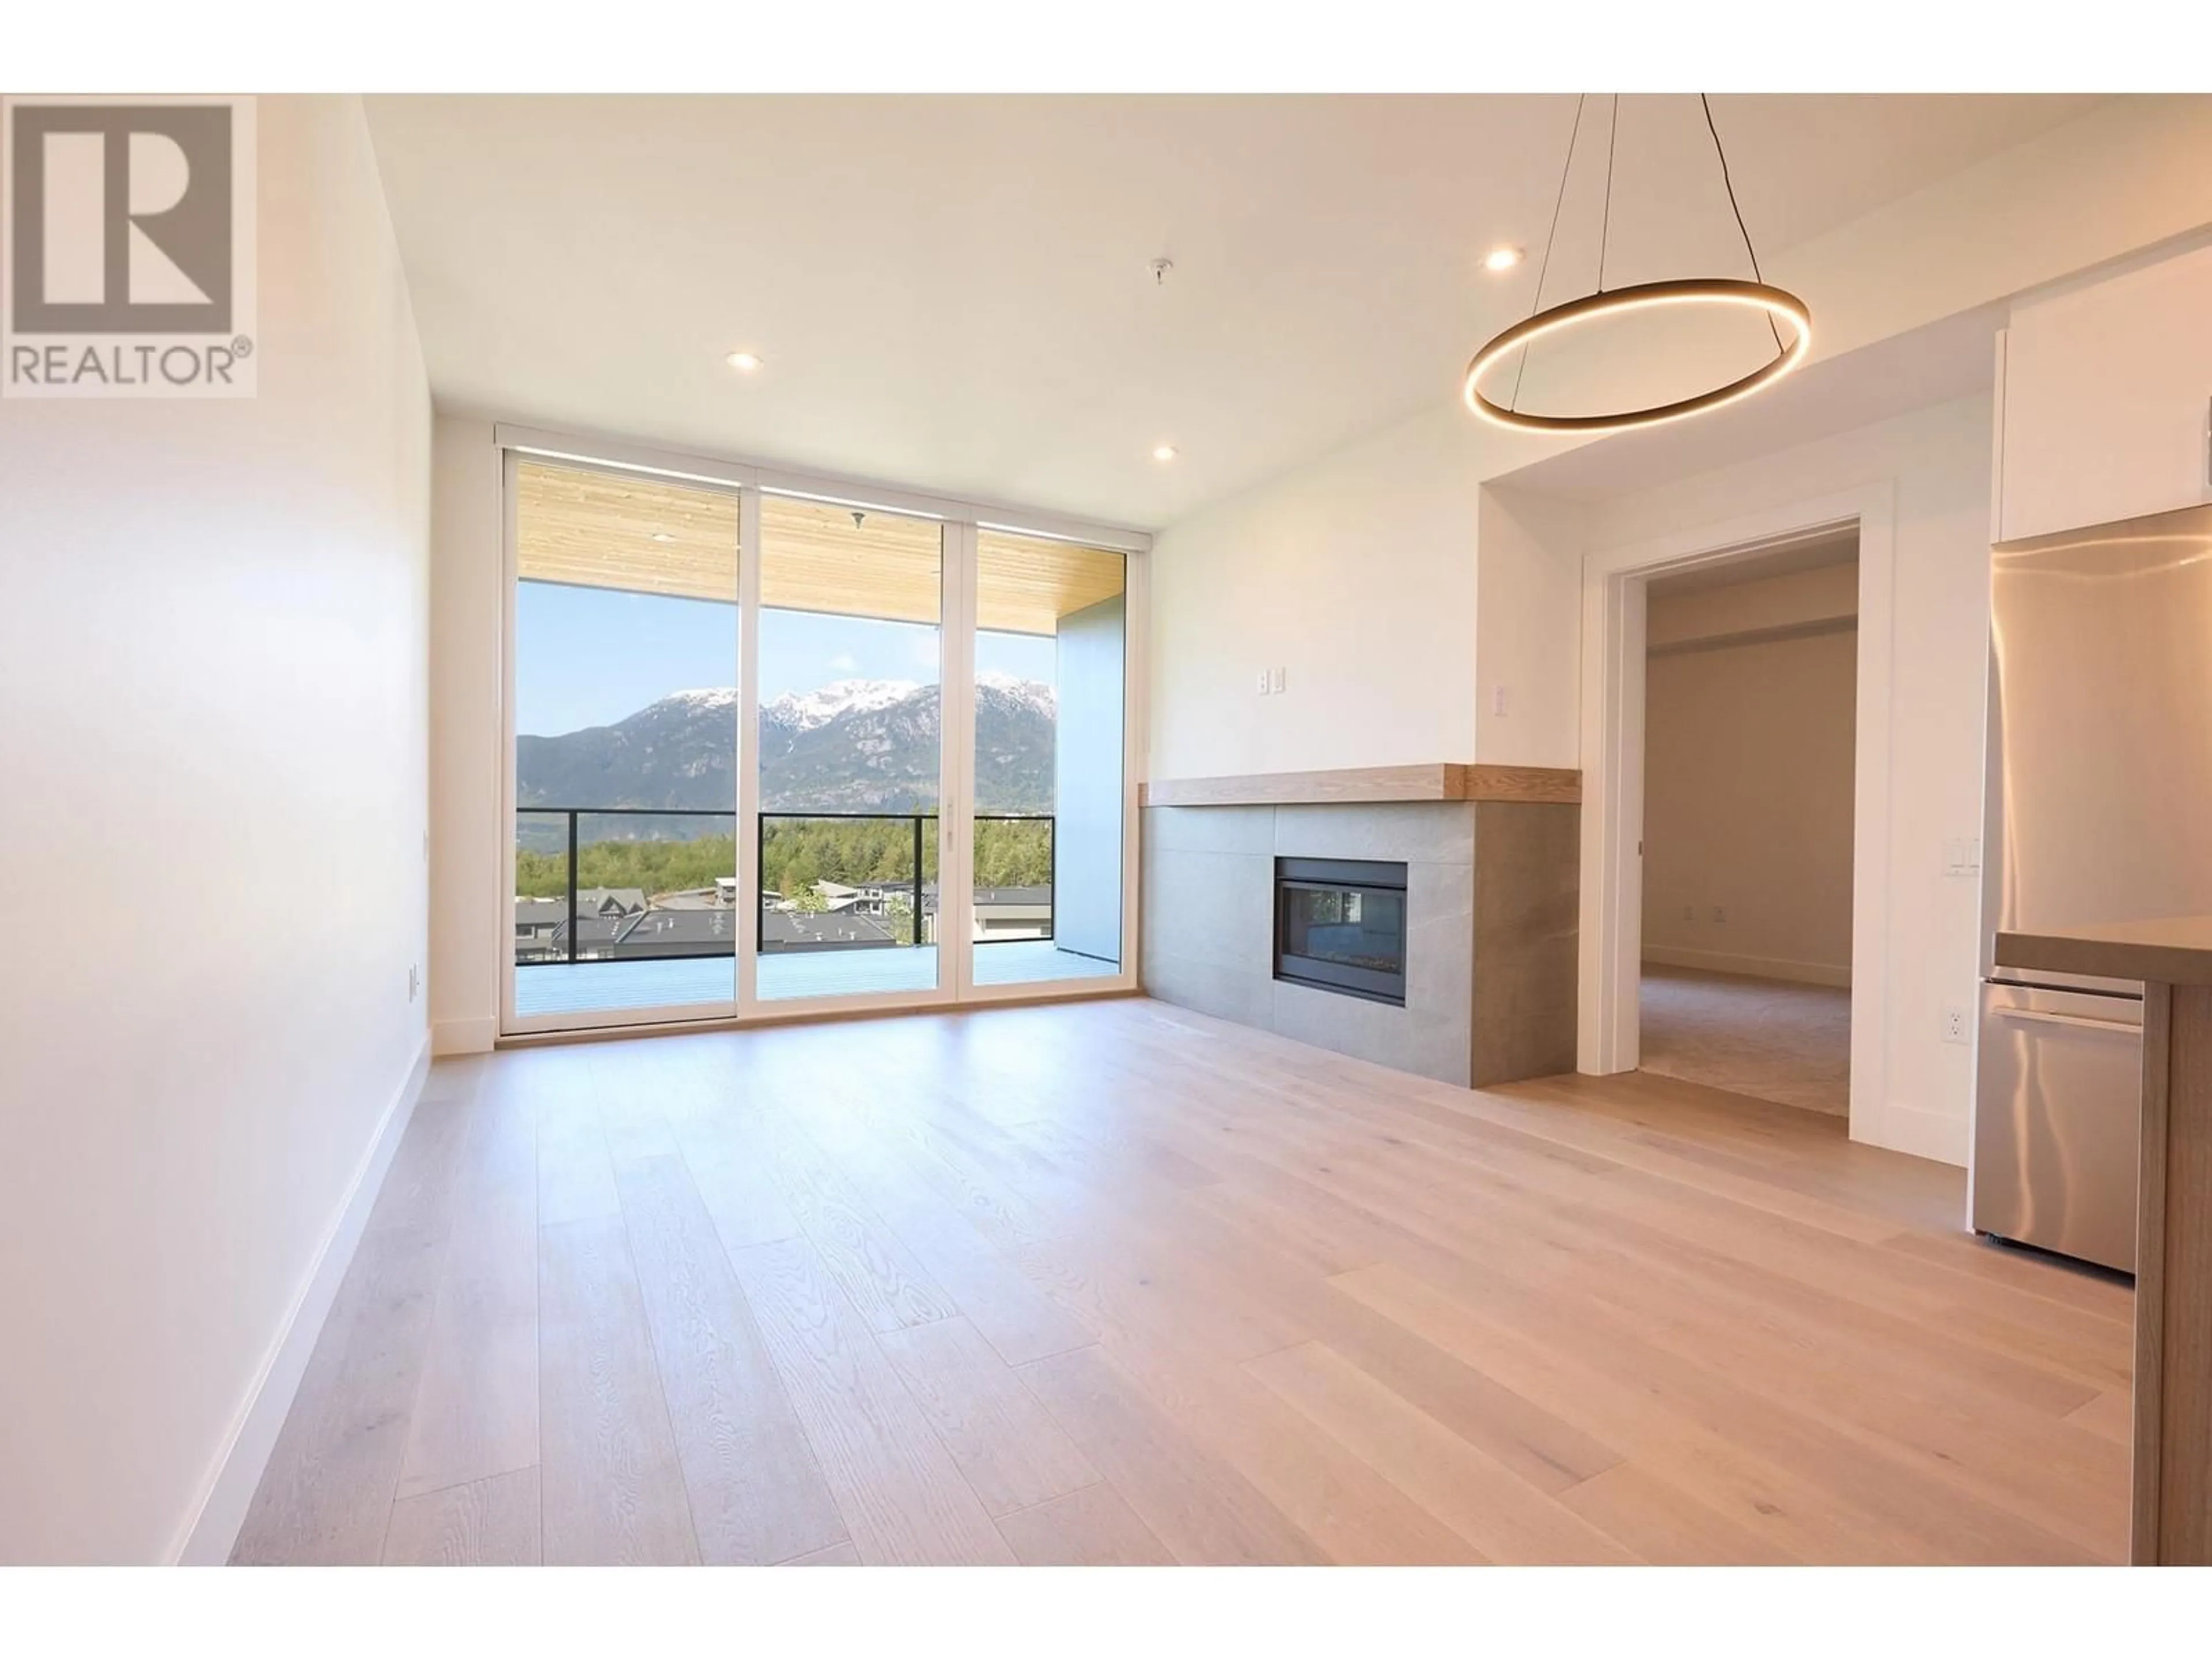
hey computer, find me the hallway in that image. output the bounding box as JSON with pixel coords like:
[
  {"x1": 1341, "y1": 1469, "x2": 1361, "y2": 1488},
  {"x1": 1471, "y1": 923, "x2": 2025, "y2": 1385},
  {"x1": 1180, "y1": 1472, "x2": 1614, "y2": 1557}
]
[{"x1": 1638, "y1": 965, "x2": 1852, "y2": 1118}]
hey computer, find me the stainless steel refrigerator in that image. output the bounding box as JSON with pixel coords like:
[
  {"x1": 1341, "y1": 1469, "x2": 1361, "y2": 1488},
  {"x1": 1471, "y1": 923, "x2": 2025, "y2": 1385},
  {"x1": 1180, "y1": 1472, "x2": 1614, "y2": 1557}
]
[{"x1": 1976, "y1": 502, "x2": 2212, "y2": 1272}]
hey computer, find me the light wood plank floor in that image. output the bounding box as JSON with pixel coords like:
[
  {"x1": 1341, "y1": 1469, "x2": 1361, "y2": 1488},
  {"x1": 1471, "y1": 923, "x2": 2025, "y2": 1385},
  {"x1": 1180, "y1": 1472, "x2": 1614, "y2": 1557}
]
[{"x1": 231, "y1": 997, "x2": 2133, "y2": 1566}]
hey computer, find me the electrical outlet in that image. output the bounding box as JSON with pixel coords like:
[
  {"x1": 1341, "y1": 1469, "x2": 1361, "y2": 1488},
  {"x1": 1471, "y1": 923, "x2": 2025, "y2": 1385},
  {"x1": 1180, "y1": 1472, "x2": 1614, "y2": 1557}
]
[
  {"x1": 1710, "y1": 906, "x2": 1726, "y2": 923},
  {"x1": 408, "y1": 964, "x2": 420, "y2": 1003},
  {"x1": 1491, "y1": 684, "x2": 1510, "y2": 717},
  {"x1": 1942, "y1": 1004, "x2": 1969, "y2": 1044},
  {"x1": 1256, "y1": 668, "x2": 1271, "y2": 696},
  {"x1": 1270, "y1": 665, "x2": 1286, "y2": 695}
]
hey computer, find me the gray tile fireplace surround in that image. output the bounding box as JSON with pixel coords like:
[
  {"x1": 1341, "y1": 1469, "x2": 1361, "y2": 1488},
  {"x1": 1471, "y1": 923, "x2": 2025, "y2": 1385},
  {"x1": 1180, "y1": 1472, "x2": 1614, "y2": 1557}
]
[{"x1": 1140, "y1": 800, "x2": 1578, "y2": 1088}]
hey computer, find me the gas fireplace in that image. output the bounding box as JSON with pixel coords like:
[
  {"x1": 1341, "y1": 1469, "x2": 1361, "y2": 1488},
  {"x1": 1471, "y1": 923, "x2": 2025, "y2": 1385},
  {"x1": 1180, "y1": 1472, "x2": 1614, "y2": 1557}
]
[{"x1": 1273, "y1": 857, "x2": 1408, "y2": 1006}]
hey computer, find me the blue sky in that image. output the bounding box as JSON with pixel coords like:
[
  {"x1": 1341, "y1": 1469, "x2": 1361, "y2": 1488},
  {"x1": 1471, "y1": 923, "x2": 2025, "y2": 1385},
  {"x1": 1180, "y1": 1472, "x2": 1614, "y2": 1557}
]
[{"x1": 515, "y1": 583, "x2": 1055, "y2": 736}]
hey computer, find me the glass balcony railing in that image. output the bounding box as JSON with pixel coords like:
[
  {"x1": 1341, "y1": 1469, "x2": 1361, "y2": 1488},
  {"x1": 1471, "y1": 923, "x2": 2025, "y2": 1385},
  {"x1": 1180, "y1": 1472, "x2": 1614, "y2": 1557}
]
[
  {"x1": 514, "y1": 808, "x2": 741, "y2": 967},
  {"x1": 514, "y1": 808, "x2": 1055, "y2": 968}
]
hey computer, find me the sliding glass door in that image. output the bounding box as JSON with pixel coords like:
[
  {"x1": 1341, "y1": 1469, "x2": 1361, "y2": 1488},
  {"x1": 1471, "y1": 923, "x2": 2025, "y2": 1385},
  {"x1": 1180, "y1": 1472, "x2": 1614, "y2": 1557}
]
[
  {"x1": 507, "y1": 458, "x2": 743, "y2": 1031},
  {"x1": 499, "y1": 437, "x2": 1138, "y2": 1035},
  {"x1": 752, "y1": 494, "x2": 945, "y2": 1006}
]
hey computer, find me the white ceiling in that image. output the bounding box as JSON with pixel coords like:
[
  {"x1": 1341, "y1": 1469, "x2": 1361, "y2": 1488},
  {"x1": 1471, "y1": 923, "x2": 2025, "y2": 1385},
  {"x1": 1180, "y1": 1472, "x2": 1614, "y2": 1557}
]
[{"x1": 364, "y1": 94, "x2": 2102, "y2": 530}]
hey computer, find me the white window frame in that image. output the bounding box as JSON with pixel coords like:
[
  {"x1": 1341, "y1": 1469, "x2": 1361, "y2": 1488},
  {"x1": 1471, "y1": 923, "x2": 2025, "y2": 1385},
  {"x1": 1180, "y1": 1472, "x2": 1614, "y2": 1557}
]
[{"x1": 494, "y1": 421, "x2": 1150, "y2": 1038}]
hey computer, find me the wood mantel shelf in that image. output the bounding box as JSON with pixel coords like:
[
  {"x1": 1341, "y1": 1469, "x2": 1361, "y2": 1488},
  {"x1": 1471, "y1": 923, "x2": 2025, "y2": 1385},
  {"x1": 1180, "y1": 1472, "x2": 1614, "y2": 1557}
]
[{"x1": 1141, "y1": 762, "x2": 1580, "y2": 809}]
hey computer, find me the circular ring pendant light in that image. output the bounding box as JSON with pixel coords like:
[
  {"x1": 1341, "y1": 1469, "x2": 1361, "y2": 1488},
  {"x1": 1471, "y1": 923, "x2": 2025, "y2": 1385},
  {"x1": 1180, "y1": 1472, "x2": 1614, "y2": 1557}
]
[{"x1": 1464, "y1": 95, "x2": 1813, "y2": 435}]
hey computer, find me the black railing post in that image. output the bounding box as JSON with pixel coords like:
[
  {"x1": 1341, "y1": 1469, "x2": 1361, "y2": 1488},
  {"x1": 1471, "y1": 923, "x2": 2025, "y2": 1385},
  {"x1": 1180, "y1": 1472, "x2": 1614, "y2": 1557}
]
[
  {"x1": 566, "y1": 809, "x2": 579, "y2": 964},
  {"x1": 1046, "y1": 815, "x2": 1056, "y2": 942},
  {"x1": 756, "y1": 813, "x2": 767, "y2": 959},
  {"x1": 912, "y1": 813, "x2": 925, "y2": 948}
]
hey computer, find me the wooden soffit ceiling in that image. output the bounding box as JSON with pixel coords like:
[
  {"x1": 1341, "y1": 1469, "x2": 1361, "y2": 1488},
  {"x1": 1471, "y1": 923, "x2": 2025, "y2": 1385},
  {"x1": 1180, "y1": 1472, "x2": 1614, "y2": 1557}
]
[
  {"x1": 516, "y1": 460, "x2": 739, "y2": 601},
  {"x1": 977, "y1": 528, "x2": 1125, "y2": 634},
  {"x1": 515, "y1": 461, "x2": 1123, "y2": 634}
]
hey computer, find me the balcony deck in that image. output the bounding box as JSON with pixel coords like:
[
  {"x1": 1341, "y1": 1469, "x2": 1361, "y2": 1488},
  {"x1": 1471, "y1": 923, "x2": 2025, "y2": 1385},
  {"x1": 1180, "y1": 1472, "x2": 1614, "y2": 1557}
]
[{"x1": 513, "y1": 938, "x2": 1118, "y2": 1018}]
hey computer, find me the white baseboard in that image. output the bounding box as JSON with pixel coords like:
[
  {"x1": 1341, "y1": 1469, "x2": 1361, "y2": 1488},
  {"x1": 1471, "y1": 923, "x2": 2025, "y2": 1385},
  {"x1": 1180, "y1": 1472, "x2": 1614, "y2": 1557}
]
[
  {"x1": 433, "y1": 1015, "x2": 497, "y2": 1056},
  {"x1": 170, "y1": 1032, "x2": 433, "y2": 1565},
  {"x1": 1641, "y1": 945, "x2": 1852, "y2": 989},
  {"x1": 1864, "y1": 1099, "x2": 1969, "y2": 1172}
]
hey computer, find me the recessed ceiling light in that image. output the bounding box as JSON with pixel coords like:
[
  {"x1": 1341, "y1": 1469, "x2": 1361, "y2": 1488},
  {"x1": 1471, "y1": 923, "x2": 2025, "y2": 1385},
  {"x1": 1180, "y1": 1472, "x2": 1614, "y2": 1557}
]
[
  {"x1": 725, "y1": 350, "x2": 763, "y2": 372},
  {"x1": 1483, "y1": 245, "x2": 1524, "y2": 273},
  {"x1": 1152, "y1": 444, "x2": 1178, "y2": 463},
  {"x1": 650, "y1": 532, "x2": 675, "y2": 543}
]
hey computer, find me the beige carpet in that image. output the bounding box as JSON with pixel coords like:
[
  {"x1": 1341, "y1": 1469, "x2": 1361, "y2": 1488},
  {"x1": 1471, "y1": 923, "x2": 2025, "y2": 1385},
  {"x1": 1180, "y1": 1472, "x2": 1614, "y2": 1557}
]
[{"x1": 1638, "y1": 964, "x2": 1851, "y2": 1117}]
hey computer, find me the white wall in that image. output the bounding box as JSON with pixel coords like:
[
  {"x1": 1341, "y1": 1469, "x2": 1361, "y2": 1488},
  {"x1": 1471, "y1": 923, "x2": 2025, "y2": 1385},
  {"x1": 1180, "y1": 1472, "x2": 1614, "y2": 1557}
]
[
  {"x1": 1475, "y1": 486, "x2": 1585, "y2": 766},
  {"x1": 428, "y1": 414, "x2": 502, "y2": 1055},
  {"x1": 0, "y1": 97, "x2": 431, "y2": 1562},
  {"x1": 1581, "y1": 397, "x2": 1995, "y2": 1164},
  {"x1": 1145, "y1": 96, "x2": 2212, "y2": 786},
  {"x1": 1147, "y1": 406, "x2": 1518, "y2": 779},
  {"x1": 1642, "y1": 573, "x2": 1859, "y2": 984}
]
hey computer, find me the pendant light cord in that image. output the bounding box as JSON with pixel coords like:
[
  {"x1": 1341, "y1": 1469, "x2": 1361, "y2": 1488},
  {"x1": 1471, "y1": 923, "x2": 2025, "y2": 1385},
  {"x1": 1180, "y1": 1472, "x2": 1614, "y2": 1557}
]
[
  {"x1": 1702, "y1": 93, "x2": 1783, "y2": 351},
  {"x1": 1510, "y1": 93, "x2": 1586, "y2": 415},
  {"x1": 1597, "y1": 94, "x2": 1619, "y2": 293}
]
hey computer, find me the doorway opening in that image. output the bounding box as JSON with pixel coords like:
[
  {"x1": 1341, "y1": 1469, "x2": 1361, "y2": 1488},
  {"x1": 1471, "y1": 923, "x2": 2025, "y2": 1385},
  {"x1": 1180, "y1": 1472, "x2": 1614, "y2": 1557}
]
[{"x1": 1635, "y1": 531, "x2": 1859, "y2": 1118}]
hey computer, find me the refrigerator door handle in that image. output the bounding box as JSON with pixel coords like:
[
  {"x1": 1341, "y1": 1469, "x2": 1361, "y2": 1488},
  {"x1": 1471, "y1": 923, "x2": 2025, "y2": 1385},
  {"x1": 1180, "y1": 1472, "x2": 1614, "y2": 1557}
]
[{"x1": 1988, "y1": 1005, "x2": 2141, "y2": 1035}]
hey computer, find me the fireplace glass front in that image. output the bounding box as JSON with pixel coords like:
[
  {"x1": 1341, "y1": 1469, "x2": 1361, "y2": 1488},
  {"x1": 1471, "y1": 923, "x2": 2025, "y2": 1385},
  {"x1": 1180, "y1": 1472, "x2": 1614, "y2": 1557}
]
[{"x1": 1274, "y1": 857, "x2": 1408, "y2": 1005}]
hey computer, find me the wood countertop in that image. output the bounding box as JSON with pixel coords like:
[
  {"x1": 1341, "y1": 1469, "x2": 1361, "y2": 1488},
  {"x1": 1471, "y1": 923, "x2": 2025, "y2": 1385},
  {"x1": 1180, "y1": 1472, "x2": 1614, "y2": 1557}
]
[
  {"x1": 1995, "y1": 917, "x2": 2212, "y2": 987},
  {"x1": 2000, "y1": 914, "x2": 2212, "y2": 1561}
]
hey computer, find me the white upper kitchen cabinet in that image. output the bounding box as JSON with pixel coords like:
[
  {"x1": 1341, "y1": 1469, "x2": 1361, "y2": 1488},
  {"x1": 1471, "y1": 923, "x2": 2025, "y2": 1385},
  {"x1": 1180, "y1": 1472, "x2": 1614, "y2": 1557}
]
[{"x1": 1998, "y1": 241, "x2": 2212, "y2": 543}]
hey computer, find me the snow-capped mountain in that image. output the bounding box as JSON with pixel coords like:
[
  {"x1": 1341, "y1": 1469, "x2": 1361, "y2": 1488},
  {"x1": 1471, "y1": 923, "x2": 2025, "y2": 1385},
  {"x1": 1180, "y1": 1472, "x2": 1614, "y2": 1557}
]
[
  {"x1": 517, "y1": 676, "x2": 1056, "y2": 826},
  {"x1": 657, "y1": 687, "x2": 740, "y2": 713},
  {"x1": 978, "y1": 669, "x2": 1056, "y2": 719},
  {"x1": 762, "y1": 677, "x2": 921, "y2": 732}
]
